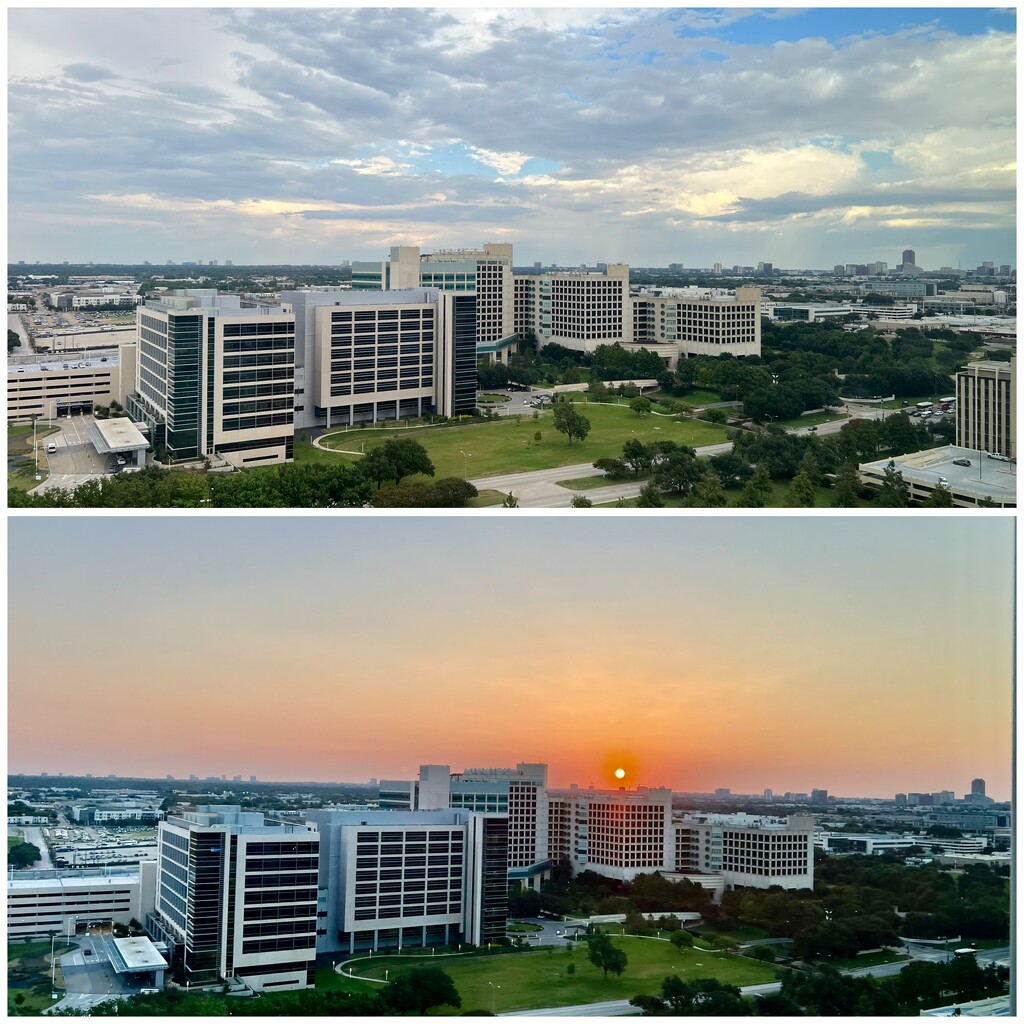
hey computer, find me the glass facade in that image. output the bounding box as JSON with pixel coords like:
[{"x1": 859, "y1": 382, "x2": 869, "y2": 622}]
[{"x1": 451, "y1": 294, "x2": 478, "y2": 416}]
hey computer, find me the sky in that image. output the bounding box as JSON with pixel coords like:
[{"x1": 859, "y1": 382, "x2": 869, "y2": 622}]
[
  {"x1": 6, "y1": 6, "x2": 1016, "y2": 269},
  {"x1": 7, "y1": 515, "x2": 1014, "y2": 801}
]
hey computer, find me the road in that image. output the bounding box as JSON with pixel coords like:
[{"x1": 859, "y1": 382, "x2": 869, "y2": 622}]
[
  {"x1": 471, "y1": 442, "x2": 735, "y2": 508},
  {"x1": 31, "y1": 412, "x2": 117, "y2": 495},
  {"x1": 47, "y1": 933, "x2": 135, "y2": 1015},
  {"x1": 11, "y1": 826, "x2": 54, "y2": 869}
]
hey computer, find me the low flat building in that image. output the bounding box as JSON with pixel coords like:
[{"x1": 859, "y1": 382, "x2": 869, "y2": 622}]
[
  {"x1": 7, "y1": 863, "x2": 158, "y2": 939},
  {"x1": 7, "y1": 348, "x2": 134, "y2": 421},
  {"x1": 859, "y1": 446, "x2": 1016, "y2": 507}
]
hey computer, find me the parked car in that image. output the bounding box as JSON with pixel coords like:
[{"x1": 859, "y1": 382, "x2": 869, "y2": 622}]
[{"x1": 952, "y1": 458, "x2": 971, "y2": 467}]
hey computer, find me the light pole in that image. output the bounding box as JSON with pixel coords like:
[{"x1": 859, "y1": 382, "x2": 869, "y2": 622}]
[
  {"x1": 459, "y1": 450, "x2": 471, "y2": 480},
  {"x1": 50, "y1": 933, "x2": 57, "y2": 997},
  {"x1": 489, "y1": 982, "x2": 501, "y2": 1013},
  {"x1": 33, "y1": 415, "x2": 41, "y2": 480}
]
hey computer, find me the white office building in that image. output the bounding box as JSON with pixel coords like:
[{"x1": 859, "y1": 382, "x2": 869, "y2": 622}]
[
  {"x1": 151, "y1": 806, "x2": 319, "y2": 992},
  {"x1": 306, "y1": 808, "x2": 508, "y2": 956}
]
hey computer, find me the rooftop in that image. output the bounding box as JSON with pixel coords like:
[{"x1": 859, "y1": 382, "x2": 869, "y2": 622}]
[
  {"x1": 8, "y1": 352, "x2": 119, "y2": 376},
  {"x1": 860, "y1": 445, "x2": 1016, "y2": 502},
  {"x1": 110, "y1": 936, "x2": 168, "y2": 974}
]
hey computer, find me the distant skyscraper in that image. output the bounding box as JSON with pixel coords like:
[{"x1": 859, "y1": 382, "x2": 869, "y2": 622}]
[
  {"x1": 902, "y1": 249, "x2": 916, "y2": 266},
  {"x1": 972, "y1": 778, "x2": 986, "y2": 796},
  {"x1": 763, "y1": 788, "x2": 773, "y2": 800},
  {"x1": 810, "y1": 789, "x2": 828, "y2": 804},
  {"x1": 714, "y1": 787, "x2": 731, "y2": 798},
  {"x1": 713, "y1": 263, "x2": 722, "y2": 274}
]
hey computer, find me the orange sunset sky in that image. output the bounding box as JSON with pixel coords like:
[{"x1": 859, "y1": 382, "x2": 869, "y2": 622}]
[{"x1": 7, "y1": 516, "x2": 1014, "y2": 801}]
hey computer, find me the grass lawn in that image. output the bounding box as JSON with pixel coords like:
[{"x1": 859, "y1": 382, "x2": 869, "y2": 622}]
[
  {"x1": 652, "y1": 389, "x2": 723, "y2": 407},
  {"x1": 830, "y1": 951, "x2": 910, "y2": 970},
  {"x1": 556, "y1": 473, "x2": 640, "y2": 491},
  {"x1": 775, "y1": 411, "x2": 850, "y2": 428},
  {"x1": 330, "y1": 937, "x2": 780, "y2": 1013},
  {"x1": 315, "y1": 406, "x2": 729, "y2": 480},
  {"x1": 8, "y1": 939, "x2": 76, "y2": 1015},
  {"x1": 693, "y1": 924, "x2": 771, "y2": 943},
  {"x1": 8, "y1": 833, "x2": 24, "y2": 849}
]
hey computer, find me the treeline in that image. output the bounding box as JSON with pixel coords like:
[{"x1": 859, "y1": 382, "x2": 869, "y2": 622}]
[{"x1": 9, "y1": 439, "x2": 479, "y2": 509}]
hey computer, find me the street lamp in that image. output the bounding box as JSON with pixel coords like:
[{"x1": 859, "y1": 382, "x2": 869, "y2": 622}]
[
  {"x1": 489, "y1": 982, "x2": 501, "y2": 1013},
  {"x1": 459, "y1": 450, "x2": 472, "y2": 480},
  {"x1": 50, "y1": 933, "x2": 58, "y2": 997}
]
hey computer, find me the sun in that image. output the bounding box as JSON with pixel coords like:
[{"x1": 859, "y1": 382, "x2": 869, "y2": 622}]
[{"x1": 614, "y1": 768, "x2": 626, "y2": 779}]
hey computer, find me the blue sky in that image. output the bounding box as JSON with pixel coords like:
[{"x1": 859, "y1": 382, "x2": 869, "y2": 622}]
[{"x1": 7, "y1": 7, "x2": 1016, "y2": 268}]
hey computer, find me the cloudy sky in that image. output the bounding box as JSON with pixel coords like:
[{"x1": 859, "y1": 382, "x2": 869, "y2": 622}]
[
  {"x1": 8, "y1": 516, "x2": 1014, "y2": 800},
  {"x1": 7, "y1": 7, "x2": 1016, "y2": 269}
]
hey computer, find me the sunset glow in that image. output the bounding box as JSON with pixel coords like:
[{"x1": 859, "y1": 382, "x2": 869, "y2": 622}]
[{"x1": 7, "y1": 516, "x2": 1014, "y2": 800}]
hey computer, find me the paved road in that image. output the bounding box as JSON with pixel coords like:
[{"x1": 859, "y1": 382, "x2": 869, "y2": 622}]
[
  {"x1": 13, "y1": 826, "x2": 54, "y2": 869},
  {"x1": 471, "y1": 441, "x2": 735, "y2": 508},
  {"x1": 31, "y1": 413, "x2": 119, "y2": 495}
]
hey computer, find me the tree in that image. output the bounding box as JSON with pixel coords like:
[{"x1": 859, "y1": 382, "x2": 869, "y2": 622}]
[
  {"x1": 622, "y1": 438, "x2": 655, "y2": 477},
  {"x1": 635, "y1": 482, "x2": 665, "y2": 508},
  {"x1": 571, "y1": 494, "x2": 593, "y2": 508},
  {"x1": 691, "y1": 469, "x2": 728, "y2": 507},
  {"x1": 586, "y1": 932, "x2": 628, "y2": 978},
  {"x1": 629, "y1": 396, "x2": 653, "y2": 417},
  {"x1": 831, "y1": 463, "x2": 861, "y2": 507},
  {"x1": 501, "y1": 491, "x2": 519, "y2": 508},
  {"x1": 8, "y1": 841, "x2": 42, "y2": 868},
  {"x1": 875, "y1": 464, "x2": 910, "y2": 507},
  {"x1": 786, "y1": 470, "x2": 817, "y2": 507},
  {"x1": 737, "y1": 462, "x2": 773, "y2": 508},
  {"x1": 588, "y1": 379, "x2": 609, "y2": 401},
  {"x1": 669, "y1": 929, "x2": 694, "y2": 949},
  {"x1": 699, "y1": 407, "x2": 728, "y2": 425},
  {"x1": 925, "y1": 484, "x2": 954, "y2": 507},
  {"x1": 552, "y1": 403, "x2": 592, "y2": 445},
  {"x1": 383, "y1": 437, "x2": 435, "y2": 486},
  {"x1": 384, "y1": 966, "x2": 461, "y2": 1015},
  {"x1": 653, "y1": 448, "x2": 702, "y2": 496}
]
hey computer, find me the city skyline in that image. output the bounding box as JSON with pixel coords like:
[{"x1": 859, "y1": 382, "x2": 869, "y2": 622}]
[
  {"x1": 8, "y1": 7, "x2": 1016, "y2": 267},
  {"x1": 7, "y1": 517, "x2": 1014, "y2": 800}
]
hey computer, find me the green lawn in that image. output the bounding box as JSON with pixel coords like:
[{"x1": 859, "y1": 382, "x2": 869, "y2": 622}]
[
  {"x1": 8, "y1": 833, "x2": 24, "y2": 850},
  {"x1": 8, "y1": 939, "x2": 76, "y2": 1015},
  {"x1": 693, "y1": 924, "x2": 771, "y2": 943},
  {"x1": 329, "y1": 937, "x2": 780, "y2": 1013},
  {"x1": 314, "y1": 406, "x2": 729, "y2": 480},
  {"x1": 774, "y1": 411, "x2": 849, "y2": 428},
  {"x1": 556, "y1": 473, "x2": 638, "y2": 491},
  {"x1": 652, "y1": 389, "x2": 723, "y2": 408},
  {"x1": 830, "y1": 950, "x2": 909, "y2": 970}
]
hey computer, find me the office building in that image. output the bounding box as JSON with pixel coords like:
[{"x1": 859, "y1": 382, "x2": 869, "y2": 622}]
[
  {"x1": 675, "y1": 815, "x2": 814, "y2": 891},
  {"x1": 379, "y1": 764, "x2": 549, "y2": 890},
  {"x1": 810, "y1": 789, "x2": 828, "y2": 804},
  {"x1": 902, "y1": 249, "x2": 916, "y2": 267},
  {"x1": 283, "y1": 288, "x2": 477, "y2": 430},
  {"x1": 514, "y1": 264, "x2": 631, "y2": 354},
  {"x1": 8, "y1": 864, "x2": 158, "y2": 940},
  {"x1": 633, "y1": 288, "x2": 761, "y2": 362},
  {"x1": 956, "y1": 359, "x2": 1015, "y2": 458},
  {"x1": 547, "y1": 786, "x2": 675, "y2": 882},
  {"x1": 352, "y1": 244, "x2": 516, "y2": 363},
  {"x1": 972, "y1": 778, "x2": 987, "y2": 797},
  {"x1": 151, "y1": 806, "x2": 319, "y2": 992},
  {"x1": 127, "y1": 291, "x2": 296, "y2": 466},
  {"x1": 306, "y1": 808, "x2": 508, "y2": 955}
]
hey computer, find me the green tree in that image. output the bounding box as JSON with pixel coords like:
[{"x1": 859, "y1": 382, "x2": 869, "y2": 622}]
[
  {"x1": 786, "y1": 470, "x2": 817, "y2": 507},
  {"x1": 384, "y1": 966, "x2": 462, "y2": 1015},
  {"x1": 699, "y1": 407, "x2": 728, "y2": 425},
  {"x1": 622, "y1": 438, "x2": 655, "y2": 477},
  {"x1": 669, "y1": 929, "x2": 694, "y2": 949},
  {"x1": 875, "y1": 464, "x2": 910, "y2": 507},
  {"x1": 571, "y1": 494, "x2": 593, "y2": 508},
  {"x1": 586, "y1": 932, "x2": 628, "y2": 978},
  {"x1": 831, "y1": 463, "x2": 861, "y2": 507},
  {"x1": 653, "y1": 449, "x2": 702, "y2": 496},
  {"x1": 635, "y1": 482, "x2": 666, "y2": 508},
  {"x1": 501, "y1": 491, "x2": 519, "y2": 508},
  {"x1": 8, "y1": 842, "x2": 42, "y2": 868},
  {"x1": 925, "y1": 484, "x2": 954, "y2": 507},
  {"x1": 737, "y1": 462, "x2": 773, "y2": 508},
  {"x1": 629, "y1": 396, "x2": 653, "y2": 417},
  {"x1": 691, "y1": 469, "x2": 728, "y2": 507},
  {"x1": 553, "y1": 403, "x2": 592, "y2": 445}
]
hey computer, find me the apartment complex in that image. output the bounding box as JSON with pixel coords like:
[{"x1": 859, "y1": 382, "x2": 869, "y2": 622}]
[
  {"x1": 7, "y1": 863, "x2": 158, "y2": 940},
  {"x1": 379, "y1": 764, "x2": 549, "y2": 890},
  {"x1": 127, "y1": 291, "x2": 296, "y2": 466},
  {"x1": 150, "y1": 806, "x2": 319, "y2": 992},
  {"x1": 306, "y1": 808, "x2": 508, "y2": 956},
  {"x1": 956, "y1": 358, "x2": 1015, "y2": 458},
  {"x1": 352, "y1": 244, "x2": 516, "y2": 363}
]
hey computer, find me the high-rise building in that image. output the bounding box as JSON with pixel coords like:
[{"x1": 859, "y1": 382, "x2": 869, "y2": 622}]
[
  {"x1": 380, "y1": 764, "x2": 549, "y2": 890},
  {"x1": 763, "y1": 789, "x2": 773, "y2": 800},
  {"x1": 810, "y1": 789, "x2": 828, "y2": 804},
  {"x1": 956, "y1": 358, "x2": 1015, "y2": 458},
  {"x1": 547, "y1": 785, "x2": 675, "y2": 882},
  {"x1": 126, "y1": 291, "x2": 296, "y2": 466},
  {"x1": 306, "y1": 808, "x2": 508, "y2": 955},
  {"x1": 713, "y1": 263, "x2": 723, "y2": 274},
  {"x1": 972, "y1": 778, "x2": 986, "y2": 796},
  {"x1": 283, "y1": 288, "x2": 477, "y2": 431},
  {"x1": 352, "y1": 244, "x2": 516, "y2": 364},
  {"x1": 150, "y1": 806, "x2": 319, "y2": 992},
  {"x1": 902, "y1": 249, "x2": 916, "y2": 266}
]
